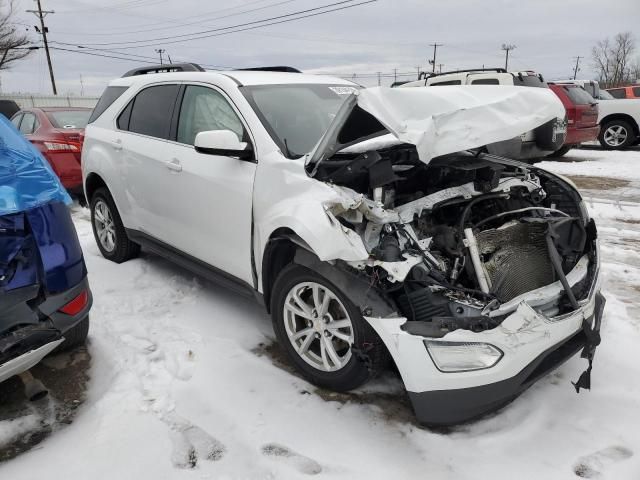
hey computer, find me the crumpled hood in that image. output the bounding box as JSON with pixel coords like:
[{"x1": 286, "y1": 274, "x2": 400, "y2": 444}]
[{"x1": 307, "y1": 85, "x2": 565, "y2": 173}]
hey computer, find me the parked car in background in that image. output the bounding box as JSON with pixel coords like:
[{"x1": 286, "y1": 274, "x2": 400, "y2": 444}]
[
  {"x1": 595, "y1": 98, "x2": 640, "y2": 149},
  {"x1": 554, "y1": 79, "x2": 600, "y2": 99},
  {"x1": 605, "y1": 86, "x2": 640, "y2": 99},
  {"x1": 547, "y1": 83, "x2": 599, "y2": 156},
  {"x1": 399, "y1": 68, "x2": 567, "y2": 161},
  {"x1": 0, "y1": 115, "x2": 92, "y2": 390},
  {"x1": 82, "y1": 64, "x2": 602, "y2": 425},
  {"x1": 10, "y1": 107, "x2": 91, "y2": 197},
  {"x1": 0, "y1": 99, "x2": 20, "y2": 119}
]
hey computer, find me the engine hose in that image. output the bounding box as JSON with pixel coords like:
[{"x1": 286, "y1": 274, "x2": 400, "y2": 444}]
[
  {"x1": 457, "y1": 192, "x2": 510, "y2": 239},
  {"x1": 546, "y1": 235, "x2": 579, "y2": 310}
]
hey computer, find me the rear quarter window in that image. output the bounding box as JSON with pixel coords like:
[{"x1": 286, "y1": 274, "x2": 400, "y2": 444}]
[
  {"x1": 633, "y1": 87, "x2": 640, "y2": 97},
  {"x1": 88, "y1": 86, "x2": 128, "y2": 123},
  {"x1": 607, "y1": 88, "x2": 626, "y2": 99},
  {"x1": 430, "y1": 80, "x2": 462, "y2": 86},
  {"x1": 471, "y1": 78, "x2": 500, "y2": 85}
]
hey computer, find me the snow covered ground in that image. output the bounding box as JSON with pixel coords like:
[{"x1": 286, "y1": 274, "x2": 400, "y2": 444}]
[{"x1": 2, "y1": 148, "x2": 640, "y2": 479}]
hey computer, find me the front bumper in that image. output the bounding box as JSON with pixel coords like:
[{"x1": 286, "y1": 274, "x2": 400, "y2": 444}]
[{"x1": 365, "y1": 286, "x2": 604, "y2": 426}]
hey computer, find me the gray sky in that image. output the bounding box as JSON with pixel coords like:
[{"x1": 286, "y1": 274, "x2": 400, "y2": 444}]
[{"x1": 5, "y1": 0, "x2": 640, "y2": 95}]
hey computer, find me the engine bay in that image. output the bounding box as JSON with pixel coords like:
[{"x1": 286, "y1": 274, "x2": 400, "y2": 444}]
[{"x1": 317, "y1": 146, "x2": 598, "y2": 337}]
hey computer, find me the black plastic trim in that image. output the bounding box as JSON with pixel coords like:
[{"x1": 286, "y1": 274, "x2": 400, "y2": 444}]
[{"x1": 126, "y1": 229, "x2": 256, "y2": 298}]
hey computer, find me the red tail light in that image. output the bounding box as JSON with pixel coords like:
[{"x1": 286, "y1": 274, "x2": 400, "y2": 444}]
[{"x1": 59, "y1": 290, "x2": 88, "y2": 315}]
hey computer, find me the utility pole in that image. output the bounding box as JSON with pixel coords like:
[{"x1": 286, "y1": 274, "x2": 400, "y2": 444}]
[
  {"x1": 438, "y1": 63, "x2": 444, "y2": 74},
  {"x1": 415, "y1": 66, "x2": 421, "y2": 79},
  {"x1": 166, "y1": 52, "x2": 173, "y2": 64},
  {"x1": 155, "y1": 48, "x2": 166, "y2": 65},
  {"x1": 377, "y1": 72, "x2": 381, "y2": 86},
  {"x1": 27, "y1": 0, "x2": 56, "y2": 95},
  {"x1": 429, "y1": 43, "x2": 443, "y2": 73},
  {"x1": 572, "y1": 56, "x2": 582, "y2": 80},
  {"x1": 393, "y1": 68, "x2": 397, "y2": 84},
  {"x1": 79, "y1": 74, "x2": 84, "y2": 96},
  {"x1": 501, "y1": 43, "x2": 516, "y2": 70}
]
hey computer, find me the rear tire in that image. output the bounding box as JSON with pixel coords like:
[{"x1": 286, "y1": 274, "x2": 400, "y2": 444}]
[
  {"x1": 90, "y1": 187, "x2": 140, "y2": 263},
  {"x1": 599, "y1": 119, "x2": 637, "y2": 149},
  {"x1": 270, "y1": 264, "x2": 387, "y2": 392},
  {"x1": 548, "y1": 145, "x2": 573, "y2": 157}
]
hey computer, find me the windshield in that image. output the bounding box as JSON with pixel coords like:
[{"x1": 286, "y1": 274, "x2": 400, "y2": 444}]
[
  {"x1": 242, "y1": 84, "x2": 357, "y2": 158},
  {"x1": 47, "y1": 110, "x2": 91, "y2": 129}
]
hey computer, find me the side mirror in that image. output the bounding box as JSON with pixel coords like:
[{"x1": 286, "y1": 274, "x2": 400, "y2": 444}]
[{"x1": 194, "y1": 130, "x2": 254, "y2": 161}]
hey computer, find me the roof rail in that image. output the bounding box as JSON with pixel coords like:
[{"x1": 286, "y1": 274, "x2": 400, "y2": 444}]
[
  {"x1": 122, "y1": 63, "x2": 205, "y2": 77},
  {"x1": 236, "y1": 66, "x2": 302, "y2": 73},
  {"x1": 418, "y1": 67, "x2": 507, "y2": 80}
]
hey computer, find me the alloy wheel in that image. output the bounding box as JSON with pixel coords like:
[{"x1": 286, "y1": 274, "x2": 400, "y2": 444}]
[
  {"x1": 283, "y1": 281, "x2": 355, "y2": 372},
  {"x1": 93, "y1": 199, "x2": 116, "y2": 252},
  {"x1": 603, "y1": 125, "x2": 628, "y2": 147}
]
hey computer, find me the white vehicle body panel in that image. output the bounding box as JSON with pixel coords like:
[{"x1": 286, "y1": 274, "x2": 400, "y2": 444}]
[
  {"x1": 0, "y1": 339, "x2": 64, "y2": 384},
  {"x1": 597, "y1": 98, "x2": 640, "y2": 127}
]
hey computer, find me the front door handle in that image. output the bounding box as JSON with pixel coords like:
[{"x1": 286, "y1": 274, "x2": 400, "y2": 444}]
[{"x1": 166, "y1": 159, "x2": 182, "y2": 172}]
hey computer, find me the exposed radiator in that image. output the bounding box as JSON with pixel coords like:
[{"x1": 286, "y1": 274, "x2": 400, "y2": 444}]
[{"x1": 476, "y1": 222, "x2": 555, "y2": 302}]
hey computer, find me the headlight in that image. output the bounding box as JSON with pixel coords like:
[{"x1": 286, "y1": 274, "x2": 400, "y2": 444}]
[{"x1": 424, "y1": 341, "x2": 503, "y2": 372}]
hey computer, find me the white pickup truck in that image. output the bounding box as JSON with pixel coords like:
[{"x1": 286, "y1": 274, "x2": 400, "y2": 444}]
[{"x1": 596, "y1": 98, "x2": 640, "y2": 149}]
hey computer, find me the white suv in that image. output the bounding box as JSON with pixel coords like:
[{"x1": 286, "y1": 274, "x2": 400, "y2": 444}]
[{"x1": 83, "y1": 63, "x2": 604, "y2": 425}]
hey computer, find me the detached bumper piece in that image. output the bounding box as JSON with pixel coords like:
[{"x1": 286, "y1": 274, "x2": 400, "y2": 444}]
[{"x1": 409, "y1": 292, "x2": 605, "y2": 426}]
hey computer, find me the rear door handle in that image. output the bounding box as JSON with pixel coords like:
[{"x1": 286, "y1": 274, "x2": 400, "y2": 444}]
[
  {"x1": 166, "y1": 158, "x2": 182, "y2": 172},
  {"x1": 112, "y1": 139, "x2": 122, "y2": 151}
]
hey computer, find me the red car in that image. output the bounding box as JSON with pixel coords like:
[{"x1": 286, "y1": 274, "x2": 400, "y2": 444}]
[
  {"x1": 10, "y1": 107, "x2": 91, "y2": 196},
  {"x1": 548, "y1": 83, "x2": 600, "y2": 157}
]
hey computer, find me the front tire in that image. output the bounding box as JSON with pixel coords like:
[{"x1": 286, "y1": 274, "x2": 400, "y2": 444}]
[
  {"x1": 271, "y1": 264, "x2": 387, "y2": 392},
  {"x1": 90, "y1": 188, "x2": 140, "y2": 263},
  {"x1": 599, "y1": 119, "x2": 637, "y2": 149}
]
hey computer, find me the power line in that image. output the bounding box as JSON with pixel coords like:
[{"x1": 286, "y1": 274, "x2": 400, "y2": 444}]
[
  {"x1": 26, "y1": 0, "x2": 57, "y2": 95},
  {"x1": 60, "y1": 0, "x2": 376, "y2": 48},
  {"x1": 52, "y1": 0, "x2": 300, "y2": 37}
]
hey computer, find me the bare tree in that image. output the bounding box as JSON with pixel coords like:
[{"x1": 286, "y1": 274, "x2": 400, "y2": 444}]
[
  {"x1": 0, "y1": 0, "x2": 34, "y2": 71},
  {"x1": 592, "y1": 32, "x2": 637, "y2": 87}
]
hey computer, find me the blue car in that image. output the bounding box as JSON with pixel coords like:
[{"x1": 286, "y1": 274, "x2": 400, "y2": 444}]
[{"x1": 0, "y1": 115, "x2": 91, "y2": 385}]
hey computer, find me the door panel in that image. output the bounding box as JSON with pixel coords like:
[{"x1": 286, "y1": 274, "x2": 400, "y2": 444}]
[
  {"x1": 161, "y1": 85, "x2": 257, "y2": 283},
  {"x1": 119, "y1": 84, "x2": 180, "y2": 239}
]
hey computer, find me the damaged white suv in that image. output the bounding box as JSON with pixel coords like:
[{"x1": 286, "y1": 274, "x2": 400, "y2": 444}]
[{"x1": 83, "y1": 63, "x2": 604, "y2": 425}]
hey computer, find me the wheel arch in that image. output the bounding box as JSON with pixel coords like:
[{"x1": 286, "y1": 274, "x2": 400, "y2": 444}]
[
  {"x1": 84, "y1": 172, "x2": 108, "y2": 203},
  {"x1": 600, "y1": 113, "x2": 640, "y2": 137}
]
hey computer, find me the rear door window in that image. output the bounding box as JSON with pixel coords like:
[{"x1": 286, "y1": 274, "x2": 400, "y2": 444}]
[
  {"x1": 19, "y1": 113, "x2": 38, "y2": 134},
  {"x1": 10, "y1": 114, "x2": 22, "y2": 129},
  {"x1": 563, "y1": 86, "x2": 595, "y2": 105},
  {"x1": 608, "y1": 88, "x2": 626, "y2": 99},
  {"x1": 88, "y1": 86, "x2": 128, "y2": 123},
  {"x1": 127, "y1": 84, "x2": 180, "y2": 139}
]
